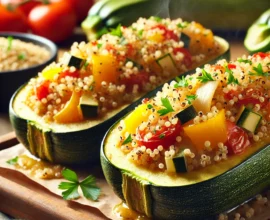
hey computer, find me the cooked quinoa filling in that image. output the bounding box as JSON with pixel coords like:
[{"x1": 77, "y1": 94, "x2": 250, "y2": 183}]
[
  {"x1": 23, "y1": 17, "x2": 221, "y2": 123},
  {"x1": 0, "y1": 37, "x2": 50, "y2": 71},
  {"x1": 116, "y1": 52, "x2": 270, "y2": 173}
]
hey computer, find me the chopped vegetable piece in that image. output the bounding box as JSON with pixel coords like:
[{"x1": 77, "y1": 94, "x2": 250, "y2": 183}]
[
  {"x1": 183, "y1": 109, "x2": 227, "y2": 151},
  {"x1": 54, "y1": 91, "x2": 83, "y2": 123},
  {"x1": 176, "y1": 105, "x2": 197, "y2": 124}
]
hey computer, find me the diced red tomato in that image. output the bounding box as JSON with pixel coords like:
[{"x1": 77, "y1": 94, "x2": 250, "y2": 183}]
[
  {"x1": 120, "y1": 71, "x2": 149, "y2": 92},
  {"x1": 59, "y1": 70, "x2": 80, "y2": 78},
  {"x1": 173, "y1": 47, "x2": 192, "y2": 67},
  {"x1": 142, "y1": 98, "x2": 149, "y2": 104},
  {"x1": 151, "y1": 24, "x2": 178, "y2": 41},
  {"x1": 228, "y1": 63, "x2": 236, "y2": 69},
  {"x1": 266, "y1": 102, "x2": 270, "y2": 121},
  {"x1": 35, "y1": 80, "x2": 50, "y2": 100},
  {"x1": 126, "y1": 43, "x2": 135, "y2": 57},
  {"x1": 225, "y1": 120, "x2": 250, "y2": 155},
  {"x1": 136, "y1": 121, "x2": 182, "y2": 150},
  {"x1": 225, "y1": 86, "x2": 267, "y2": 107},
  {"x1": 252, "y1": 52, "x2": 269, "y2": 59}
]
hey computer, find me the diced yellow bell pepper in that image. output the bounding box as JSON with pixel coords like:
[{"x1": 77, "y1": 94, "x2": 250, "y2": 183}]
[
  {"x1": 92, "y1": 54, "x2": 119, "y2": 90},
  {"x1": 54, "y1": 91, "x2": 83, "y2": 123},
  {"x1": 183, "y1": 109, "x2": 227, "y2": 151},
  {"x1": 183, "y1": 22, "x2": 215, "y2": 55},
  {"x1": 42, "y1": 67, "x2": 62, "y2": 81},
  {"x1": 124, "y1": 104, "x2": 151, "y2": 134},
  {"x1": 147, "y1": 33, "x2": 165, "y2": 42}
]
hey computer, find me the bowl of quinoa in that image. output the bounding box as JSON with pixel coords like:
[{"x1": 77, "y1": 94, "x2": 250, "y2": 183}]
[{"x1": 0, "y1": 32, "x2": 57, "y2": 112}]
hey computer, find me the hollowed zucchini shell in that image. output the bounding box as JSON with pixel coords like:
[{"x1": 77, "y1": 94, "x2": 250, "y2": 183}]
[
  {"x1": 9, "y1": 36, "x2": 230, "y2": 165},
  {"x1": 101, "y1": 112, "x2": 270, "y2": 219}
]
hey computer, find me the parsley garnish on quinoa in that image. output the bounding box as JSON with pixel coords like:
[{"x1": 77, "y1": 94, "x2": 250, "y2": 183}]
[
  {"x1": 174, "y1": 76, "x2": 188, "y2": 88},
  {"x1": 249, "y1": 63, "x2": 269, "y2": 77},
  {"x1": 226, "y1": 66, "x2": 239, "y2": 85},
  {"x1": 197, "y1": 69, "x2": 215, "y2": 83},
  {"x1": 7, "y1": 36, "x2": 13, "y2": 51},
  {"x1": 122, "y1": 134, "x2": 132, "y2": 145},
  {"x1": 147, "y1": 104, "x2": 153, "y2": 109},
  {"x1": 157, "y1": 97, "x2": 174, "y2": 116},
  {"x1": 186, "y1": 94, "x2": 197, "y2": 104},
  {"x1": 177, "y1": 21, "x2": 189, "y2": 29},
  {"x1": 110, "y1": 24, "x2": 122, "y2": 37},
  {"x1": 237, "y1": 58, "x2": 252, "y2": 65}
]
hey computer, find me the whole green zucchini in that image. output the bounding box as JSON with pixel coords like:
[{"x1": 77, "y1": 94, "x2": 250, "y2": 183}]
[
  {"x1": 82, "y1": 0, "x2": 270, "y2": 40},
  {"x1": 101, "y1": 52, "x2": 270, "y2": 219}
]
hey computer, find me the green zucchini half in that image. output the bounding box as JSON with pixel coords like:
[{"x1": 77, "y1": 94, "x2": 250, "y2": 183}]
[
  {"x1": 9, "y1": 36, "x2": 229, "y2": 165},
  {"x1": 101, "y1": 113, "x2": 270, "y2": 219}
]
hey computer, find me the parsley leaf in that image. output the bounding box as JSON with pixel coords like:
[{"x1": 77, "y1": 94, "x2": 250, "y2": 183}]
[
  {"x1": 226, "y1": 66, "x2": 239, "y2": 85},
  {"x1": 58, "y1": 169, "x2": 100, "y2": 201},
  {"x1": 159, "y1": 133, "x2": 165, "y2": 139},
  {"x1": 7, "y1": 36, "x2": 13, "y2": 51},
  {"x1": 174, "y1": 76, "x2": 188, "y2": 88},
  {"x1": 138, "y1": 29, "x2": 144, "y2": 38},
  {"x1": 97, "y1": 43, "x2": 102, "y2": 49},
  {"x1": 151, "y1": 16, "x2": 162, "y2": 22},
  {"x1": 147, "y1": 104, "x2": 153, "y2": 109},
  {"x1": 237, "y1": 58, "x2": 252, "y2": 65},
  {"x1": 157, "y1": 97, "x2": 174, "y2": 116},
  {"x1": 80, "y1": 175, "x2": 101, "y2": 201},
  {"x1": 122, "y1": 134, "x2": 132, "y2": 145},
  {"x1": 6, "y1": 156, "x2": 18, "y2": 165},
  {"x1": 197, "y1": 69, "x2": 215, "y2": 83},
  {"x1": 186, "y1": 94, "x2": 197, "y2": 104},
  {"x1": 177, "y1": 21, "x2": 189, "y2": 29},
  {"x1": 18, "y1": 53, "x2": 26, "y2": 60},
  {"x1": 110, "y1": 24, "x2": 122, "y2": 37},
  {"x1": 249, "y1": 63, "x2": 269, "y2": 77}
]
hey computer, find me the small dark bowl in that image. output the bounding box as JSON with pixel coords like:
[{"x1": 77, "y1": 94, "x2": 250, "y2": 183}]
[{"x1": 0, "y1": 32, "x2": 58, "y2": 112}]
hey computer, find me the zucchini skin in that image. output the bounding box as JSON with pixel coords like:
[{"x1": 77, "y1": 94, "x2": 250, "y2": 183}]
[
  {"x1": 101, "y1": 118, "x2": 270, "y2": 219},
  {"x1": 82, "y1": 0, "x2": 270, "y2": 40},
  {"x1": 9, "y1": 37, "x2": 230, "y2": 165}
]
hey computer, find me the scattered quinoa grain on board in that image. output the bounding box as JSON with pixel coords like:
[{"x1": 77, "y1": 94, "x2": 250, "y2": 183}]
[
  {"x1": 0, "y1": 37, "x2": 50, "y2": 71},
  {"x1": 115, "y1": 52, "x2": 270, "y2": 173},
  {"x1": 22, "y1": 17, "x2": 223, "y2": 123}
]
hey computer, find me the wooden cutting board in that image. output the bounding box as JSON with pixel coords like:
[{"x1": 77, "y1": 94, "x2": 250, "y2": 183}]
[{"x1": 0, "y1": 132, "x2": 108, "y2": 220}]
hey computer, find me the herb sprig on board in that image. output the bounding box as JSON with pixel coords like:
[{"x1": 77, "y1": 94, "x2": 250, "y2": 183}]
[{"x1": 58, "y1": 169, "x2": 100, "y2": 201}]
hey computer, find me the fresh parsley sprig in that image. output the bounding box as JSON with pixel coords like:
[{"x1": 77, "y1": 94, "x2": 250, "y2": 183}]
[
  {"x1": 249, "y1": 63, "x2": 269, "y2": 77},
  {"x1": 197, "y1": 69, "x2": 215, "y2": 83},
  {"x1": 110, "y1": 24, "x2": 122, "y2": 38},
  {"x1": 226, "y1": 66, "x2": 239, "y2": 85},
  {"x1": 177, "y1": 21, "x2": 189, "y2": 29},
  {"x1": 7, "y1": 36, "x2": 13, "y2": 51},
  {"x1": 157, "y1": 97, "x2": 174, "y2": 116},
  {"x1": 174, "y1": 76, "x2": 188, "y2": 88},
  {"x1": 6, "y1": 156, "x2": 18, "y2": 165},
  {"x1": 58, "y1": 169, "x2": 100, "y2": 201},
  {"x1": 122, "y1": 134, "x2": 132, "y2": 145},
  {"x1": 186, "y1": 94, "x2": 197, "y2": 104},
  {"x1": 237, "y1": 58, "x2": 252, "y2": 65}
]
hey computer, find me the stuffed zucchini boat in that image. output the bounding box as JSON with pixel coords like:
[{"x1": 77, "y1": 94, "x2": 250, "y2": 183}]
[
  {"x1": 9, "y1": 17, "x2": 229, "y2": 164},
  {"x1": 101, "y1": 52, "x2": 270, "y2": 219}
]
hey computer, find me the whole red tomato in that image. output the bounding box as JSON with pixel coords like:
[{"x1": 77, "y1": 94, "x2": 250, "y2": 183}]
[
  {"x1": 1, "y1": 0, "x2": 40, "y2": 15},
  {"x1": 0, "y1": 4, "x2": 28, "y2": 32},
  {"x1": 51, "y1": 0, "x2": 94, "y2": 22},
  {"x1": 27, "y1": 1, "x2": 76, "y2": 42}
]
